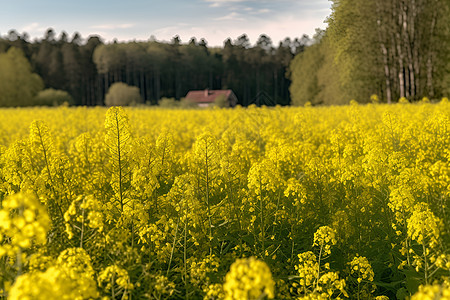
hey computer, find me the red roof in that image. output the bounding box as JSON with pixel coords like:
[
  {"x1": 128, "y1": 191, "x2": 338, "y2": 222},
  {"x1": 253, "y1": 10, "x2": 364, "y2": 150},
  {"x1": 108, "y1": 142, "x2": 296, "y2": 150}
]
[{"x1": 185, "y1": 89, "x2": 233, "y2": 103}]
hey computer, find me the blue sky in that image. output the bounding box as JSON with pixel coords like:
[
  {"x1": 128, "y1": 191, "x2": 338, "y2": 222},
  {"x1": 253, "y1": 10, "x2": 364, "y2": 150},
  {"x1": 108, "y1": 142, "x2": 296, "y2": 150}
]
[{"x1": 0, "y1": 0, "x2": 332, "y2": 47}]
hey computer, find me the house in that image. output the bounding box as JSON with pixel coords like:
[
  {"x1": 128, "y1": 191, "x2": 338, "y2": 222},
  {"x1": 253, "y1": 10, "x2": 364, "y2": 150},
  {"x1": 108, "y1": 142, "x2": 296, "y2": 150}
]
[{"x1": 184, "y1": 89, "x2": 238, "y2": 107}]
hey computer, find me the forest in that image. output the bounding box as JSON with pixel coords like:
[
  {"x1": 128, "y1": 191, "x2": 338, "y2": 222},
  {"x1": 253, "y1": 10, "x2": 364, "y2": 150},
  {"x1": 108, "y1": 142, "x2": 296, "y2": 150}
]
[
  {"x1": 0, "y1": 30, "x2": 305, "y2": 106},
  {"x1": 0, "y1": 0, "x2": 449, "y2": 107}
]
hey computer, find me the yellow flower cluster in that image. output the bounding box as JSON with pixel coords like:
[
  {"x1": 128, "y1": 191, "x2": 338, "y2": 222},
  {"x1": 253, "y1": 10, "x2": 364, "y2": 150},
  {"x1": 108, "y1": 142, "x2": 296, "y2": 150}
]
[
  {"x1": 189, "y1": 254, "x2": 221, "y2": 288},
  {"x1": 407, "y1": 202, "x2": 441, "y2": 248},
  {"x1": 313, "y1": 226, "x2": 337, "y2": 256},
  {"x1": 247, "y1": 159, "x2": 280, "y2": 195},
  {"x1": 98, "y1": 265, "x2": 134, "y2": 299},
  {"x1": 294, "y1": 226, "x2": 349, "y2": 299},
  {"x1": 146, "y1": 274, "x2": 176, "y2": 299},
  {"x1": 295, "y1": 251, "x2": 319, "y2": 288},
  {"x1": 348, "y1": 255, "x2": 376, "y2": 298},
  {"x1": 204, "y1": 283, "x2": 225, "y2": 300},
  {"x1": 8, "y1": 248, "x2": 98, "y2": 300},
  {"x1": 223, "y1": 257, "x2": 275, "y2": 300},
  {"x1": 64, "y1": 195, "x2": 104, "y2": 241},
  {"x1": 316, "y1": 271, "x2": 347, "y2": 298},
  {"x1": 0, "y1": 193, "x2": 49, "y2": 257},
  {"x1": 349, "y1": 256, "x2": 374, "y2": 283},
  {"x1": 388, "y1": 187, "x2": 416, "y2": 224},
  {"x1": 411, "y1": 282, "x2": 450, "y2": 300}
]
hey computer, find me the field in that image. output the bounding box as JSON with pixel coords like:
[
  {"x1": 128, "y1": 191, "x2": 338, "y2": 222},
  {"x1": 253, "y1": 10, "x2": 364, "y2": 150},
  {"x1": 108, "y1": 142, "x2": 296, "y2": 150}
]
[{"x1": 0, "y1": 102, "x2": 449, "y2": 299}]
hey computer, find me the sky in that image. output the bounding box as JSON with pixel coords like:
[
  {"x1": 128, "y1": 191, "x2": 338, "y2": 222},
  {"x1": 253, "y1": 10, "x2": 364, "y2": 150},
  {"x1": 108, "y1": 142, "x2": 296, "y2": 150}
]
[{"x1": 0, "y1": 0, "x2": 332, "y2": 47}]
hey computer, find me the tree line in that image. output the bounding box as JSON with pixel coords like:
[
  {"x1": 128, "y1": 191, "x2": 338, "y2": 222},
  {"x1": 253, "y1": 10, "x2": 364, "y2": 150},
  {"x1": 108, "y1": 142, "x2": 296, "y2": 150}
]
[
  {"x1": 2, "y1": 0, "x2": 449, "y2": 108},
  {"x1": 0, "y1": 29, "x2": 308, "y2": 106},
  {"x1": 289, "y1": 0, "x2": 450, "y2": 105}
]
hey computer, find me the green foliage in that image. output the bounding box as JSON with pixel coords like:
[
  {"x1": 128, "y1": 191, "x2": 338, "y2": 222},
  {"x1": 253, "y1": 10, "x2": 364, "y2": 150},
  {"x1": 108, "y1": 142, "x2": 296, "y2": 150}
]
[
  {"x1": 104, "y1": 82, "x2": 141, "y2": 106},
  {"x1": 179, "y1": 98, "x2": 197, "y2": 108},
  {"x1": 158, "y1": 97, "x2": 197, "y2": 108},
  {"x1": 214, "y1": 95, "x2": 229, "y2": 108},
  {"x1": 158, "y1": 98, "x2": 179, "y2": 108},
  {"x1": 289, "y1": 43, "x2": 323, "y2": 106},
  {"x1": 0, "y1": 47, "x2": 44, "y2": 107},
  {"x1": 290, "y1": 0, "x2": 450, "y2": 105},
  {"x1": 328, "y1": 0, "x2": 450, "y2": 102},
  {"x1": 326, "y1": 0, "x2": 381, "y2": 103},
  {"x1": 315, "y1": 38, "x2": 348, "y2": 105},
  {"x1": 34, "y1": 89, "x2": 73, "y2": 106},
  {"x1": 289, "y1": 36, "x2": 347, "y2": 106}
]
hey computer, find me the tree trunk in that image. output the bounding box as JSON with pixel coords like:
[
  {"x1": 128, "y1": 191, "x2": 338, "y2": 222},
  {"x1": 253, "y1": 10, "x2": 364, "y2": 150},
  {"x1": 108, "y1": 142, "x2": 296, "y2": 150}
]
[
  {"x1": 376, "y1": 0, "x2": 392, "y2": 103},
  {"x1": 426, "y1": 9, "x2": 437, "y2": 98},
  {"x1": 400, "y1": 1, "x2": 411, "y2": 98},
  {"x1": 395, "y1": 38, "x2": 405, "y2": 98},
  {"x1": 273, "y1": 69, "x2": 278, "y2": 104},
  {"x1": 156, "y1": 69, "x2": 161, "y2": 102},
  {"x1": 140, "y1": 69, "x2": 145, "y2": 103},
  {"x1": 395, "y1": 2, "x2": 405, "y2": 99},
  {"x1": 381, "y1": 42, "x2": 392, "y2": 103}
]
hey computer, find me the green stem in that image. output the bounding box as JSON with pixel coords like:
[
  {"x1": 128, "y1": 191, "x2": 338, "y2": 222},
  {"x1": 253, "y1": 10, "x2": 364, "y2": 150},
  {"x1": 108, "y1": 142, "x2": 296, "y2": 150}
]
[
  {"x1": 16, "y1": 248, "x2": 22, "y2": 276},
  {"x1": 184, "y1": 216, "x2": 188, "y2": 300},
  {"x1": 167, "y1": 216, "x2": 180, "y2": 276},
  {"x1": 111, "y1": 271, "x2": 116, "y2": 299},
  {"x1": 290, "y1": 223, "x2": 295, "y2": 263},
  {"x1": 115, "y1": 113, "x2": 124, "y2": 213},
  {"x1": 37, "y1": 126, "x2": 65, "y2": 222},
  {"x1": 205, "y1": 143, "x2": 213, "y2": 256},
  {"x1": 357, "y1": 281, "x2": 360, "y2": 300},
  {"x1": 423, "y1": 243, "x2": 428, "y2": 284},
  {"x1": 316, "y1": 243, "x2": 323, "y2": 289},
  {"x1": 259, "y1": 176, "x2": 265, "y2": 258},
  {"x1": 80, "y1": 204, "x2": 85, "y2": 249}
]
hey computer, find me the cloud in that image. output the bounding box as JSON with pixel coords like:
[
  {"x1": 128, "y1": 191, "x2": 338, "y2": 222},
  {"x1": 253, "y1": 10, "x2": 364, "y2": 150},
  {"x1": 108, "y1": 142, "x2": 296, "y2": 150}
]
[
  {"x1": 21, "y1": 22, "x2": 47, "y2": 33},
  {"x1": 214, "y1": 12, "x2": 244, "y2": 21},
  {"x1": 152, "y1": 24, "x2": 201, "y2": 41},
  {"x1": 205, "y1": 0, "x2": 246, "y2": 7},
  {"x1": 240, "y1": 7, "x2": 271, "y2": 14},
  {"x1": 153, "y1": 25, "x2": 181, "y2": 38},
  {"x1": 211, "y1": 14, "x2": 327, "y2": 46},
  {"x1": 253, "y1": 8, "x2": 270, "y2": 14},
  {"x1": 90, "y1": 23, "x2": 135, "y2": 30},
  {"x1": 146, "y1": 11, "x2": 327, "y2": 48}
]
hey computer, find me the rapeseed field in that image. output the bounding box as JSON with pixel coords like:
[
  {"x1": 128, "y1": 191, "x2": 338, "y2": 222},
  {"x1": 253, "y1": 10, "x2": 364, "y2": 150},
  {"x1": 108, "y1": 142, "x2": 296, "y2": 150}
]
[{"x1": 0, "y1": 101, "x2": 449, "y2": 299}]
